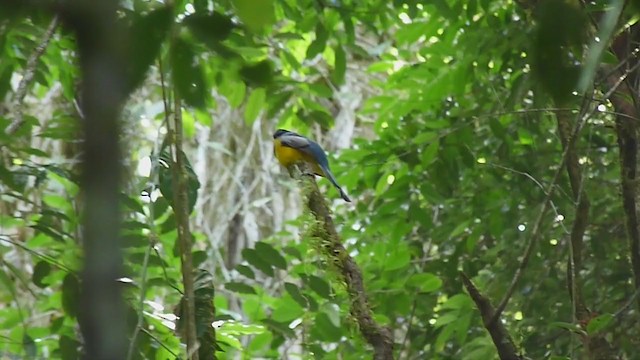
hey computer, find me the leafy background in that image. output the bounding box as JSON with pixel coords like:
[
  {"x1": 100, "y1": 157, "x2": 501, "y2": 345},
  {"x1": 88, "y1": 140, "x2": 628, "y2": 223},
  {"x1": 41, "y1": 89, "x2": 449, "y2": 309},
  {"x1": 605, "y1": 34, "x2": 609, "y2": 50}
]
[{"x1": 1, "y1": 0, "x2": 639, "y2": 359}]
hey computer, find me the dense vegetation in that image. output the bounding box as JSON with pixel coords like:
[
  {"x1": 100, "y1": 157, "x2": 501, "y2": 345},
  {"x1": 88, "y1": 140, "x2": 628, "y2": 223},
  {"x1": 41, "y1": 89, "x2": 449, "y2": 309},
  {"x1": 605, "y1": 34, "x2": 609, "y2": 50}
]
[{"x1": 1, "y1": 0, "x2": 639, "y2": 359}]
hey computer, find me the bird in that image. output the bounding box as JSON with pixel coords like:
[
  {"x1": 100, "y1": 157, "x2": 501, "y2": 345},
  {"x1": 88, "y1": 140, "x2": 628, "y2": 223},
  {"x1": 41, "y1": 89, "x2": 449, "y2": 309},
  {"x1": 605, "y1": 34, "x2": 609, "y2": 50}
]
[{"x1": 273, "y1": 129, "x2": 351, "y2": 202}]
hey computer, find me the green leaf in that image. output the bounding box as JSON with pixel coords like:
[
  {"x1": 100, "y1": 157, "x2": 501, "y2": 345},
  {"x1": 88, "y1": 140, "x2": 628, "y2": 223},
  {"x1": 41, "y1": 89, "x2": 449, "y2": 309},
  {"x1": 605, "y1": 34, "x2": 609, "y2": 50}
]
[
  {"x1": 235, "y1": 264, "x2": 255, "y2": 279},
  {"x1": 254, "y1": 241, "x2": 287, "y2": 270},
  {"x1": 171, "y1": 37, "x2": 207, "y2": 108},
  {"x1": 217, "y1": 332, "x2": 242, "y2": 350},
  {"x1": 312, "y1": 312, "x2": 342, "y2": 342},
  {"x1": 239, "y1": 60, "x2": 274, "y2": 87},
  {"x1": 242, "y1": 248, "x2": 274, "y2": 276},
  {"x1": 332, "y1": 45, "x2": 346, "y2": 85},
  {"x1": 59, "y1": 335, "x2": 80, "y2": 360},
  {"x1": 260, "y1": 318, "x2": 295, "y2": 337},
  {"x1": 303, "y1": 275, "x2": 331, "y2": 299},
  {"x1": 421, "y1": 141, "x2": 439, "y2": 166},
  {"x1": 225, "y1": 281, "x2": 257, "y2": 294},
  {"x1": 62, "y1": 274, "x2": 80, "y2": 318},
  {"x1": 384, "y1": 246, "x2": 411, "y2": 271},
  {"x1": 586, "y1": 313, "x2": 613, "y2": 334},
  {"x1": 126, "y1": 6, "x2": 173, "y2": 93},
  {"x1": 23, "y1": 334, "x2": 37, "y2": 358},
  {"x1": 306, "y1": 23, "x2": 328, "y2": 59},
  {"x1": 244, "y1": 88, "x2": 266, "y2": 124},
  {"x1": 284, "y1": 282, "x2": 308, "y2": 308},
  {"x1": 32, "y1": 261, "x2": 51, "y2": 288},
  {"x1": 183, "y1": 11, "x2": 235, "y2": 46},
  {"x1": 406, "y1": 273, "x2": 443, "y2": 293},
  {"x1": 219, "y1": 320, "x2": 266, "y2": 335},
  {"x1": 232, "y1": 0, "x2": 275, "y2": 33}
]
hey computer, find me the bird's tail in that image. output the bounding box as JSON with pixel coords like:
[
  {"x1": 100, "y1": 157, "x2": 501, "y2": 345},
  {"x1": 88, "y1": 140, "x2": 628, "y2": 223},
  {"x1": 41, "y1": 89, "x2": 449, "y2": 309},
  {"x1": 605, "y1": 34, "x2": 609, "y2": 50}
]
[{"x1": 320, "y1": 165, "x2": 351, "y2": 202}]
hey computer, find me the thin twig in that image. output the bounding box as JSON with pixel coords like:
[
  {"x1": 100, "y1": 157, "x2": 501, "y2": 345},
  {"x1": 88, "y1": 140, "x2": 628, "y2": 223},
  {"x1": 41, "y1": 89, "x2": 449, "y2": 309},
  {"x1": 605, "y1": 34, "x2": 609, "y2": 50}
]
[
  {"x1": 140, "y1": 328, "x2": 179, "y2": 357},
  {"x1": 4, "y1": 15, "x2": 59, "y2": 136},
  {"x1": 398, "y1": 298, "x2": 418, "y2": 359}
]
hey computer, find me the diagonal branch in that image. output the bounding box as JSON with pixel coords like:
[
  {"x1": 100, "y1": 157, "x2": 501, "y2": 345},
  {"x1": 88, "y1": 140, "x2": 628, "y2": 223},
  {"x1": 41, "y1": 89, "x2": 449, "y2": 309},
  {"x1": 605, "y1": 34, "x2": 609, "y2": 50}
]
[
  {"x1": 460, "y1": 272, "x2": 523, "y2": 360},
  {"x1": 299, "y1": 173, "x2": 393, "y2": 360},
  {"x1": 5, "y1": 15, "x2": 59, "y2": 136}
]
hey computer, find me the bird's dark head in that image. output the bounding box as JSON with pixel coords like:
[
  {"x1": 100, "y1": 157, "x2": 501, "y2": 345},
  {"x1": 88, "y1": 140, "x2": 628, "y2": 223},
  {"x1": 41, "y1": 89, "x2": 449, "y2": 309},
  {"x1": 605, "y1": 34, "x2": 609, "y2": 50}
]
[{"x1": 273, "y1": 129, "x2": 290, "y2": 139}]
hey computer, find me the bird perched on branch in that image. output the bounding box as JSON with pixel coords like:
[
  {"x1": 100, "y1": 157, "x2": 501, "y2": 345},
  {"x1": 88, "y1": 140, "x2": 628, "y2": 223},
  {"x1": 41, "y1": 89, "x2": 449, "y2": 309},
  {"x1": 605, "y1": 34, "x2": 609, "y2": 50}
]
[{"x1": 273, "y1": 129, "x2": 351, "y2": 202}]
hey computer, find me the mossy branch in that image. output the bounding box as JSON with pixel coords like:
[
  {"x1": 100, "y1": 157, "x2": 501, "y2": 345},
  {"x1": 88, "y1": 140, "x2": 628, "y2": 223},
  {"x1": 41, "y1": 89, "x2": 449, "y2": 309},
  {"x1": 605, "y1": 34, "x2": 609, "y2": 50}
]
[{"x1": 292, "y1": 167, "x2": 394, "y2": 360}]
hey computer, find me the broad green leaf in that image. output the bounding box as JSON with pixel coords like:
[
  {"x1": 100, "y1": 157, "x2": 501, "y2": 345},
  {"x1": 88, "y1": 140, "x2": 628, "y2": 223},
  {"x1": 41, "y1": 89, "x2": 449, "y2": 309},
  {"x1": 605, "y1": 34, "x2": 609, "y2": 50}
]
[
  {"x1": 284, "y1": 282, "x2": 308, "y2": 308},
  {"x1": 171, "y1": 37, "x2": 207, "y2": 108},
  {"x1": 217, "y1": 332, "x2": 242, "y2": 350},
  {"x1": 219, "y1": 320, "x2": 266, "y2": 335},
  {"x1": 32, "y1": 261, "x2": 51, "y2": 288},
  {"x1": 272, "y1": 295, "x2": 304, "y2": 321},
  {"x1": 59, "y1": 335, "x2": 80, "y2": 360},
  {"x1": 254, "y1": 241, "x2": 287, "y2": 270},
  {"x1": 232, "y1": 0, "x2": 275, "y2": 33},
  {"x1": 23, "y1": 334, "x2": 36, "y2": 358},
  {"x1": 384, "y1": 246, "x2": 410, "y2": 271},
  {"x1": 312, "y1": 312, "x2": 342, "y2": 342},
  {"x1": 183, "y1": 12, "x2": 235, "y2": 46},
  {"x1": 586, "y1": 313, "x2": 613, "y2": 334},
  {"x1": 225, "y1": 281, "x2": 257, "y2": 294},
  {"x1": 239, "y1": 60, "x2": 274, "y2": 87},
  {"x1": 406, "y1": 273, "x2": 443, "y2": 292},
  {"x1": 126, "y1": 6, "x2": 173, "y2": 93},
  {"x1": 235, "y1": 264, "x2": 255, "y2": 279},
  {"x1": 62, "y1": 274, "x2": 80, "y2": 318},
  {"x1": 306, "y1": 23, "x2": 328, "y2": 59},
  {"x1": 242, "y1": 248, "x2": 274, "y2": 276},
  {"x1": 421, "y1": 141, "x2": 439, "y2": 166},
  {"x1": 303, "y1": 275, "x2": 331, "y2": 299},
  {"x1": 181, "y1": 109, "x2": 196, "y2": 139},
  {"x1": 244, "y1": 88, "x2": 266, "y2": 124},
  {"x1": 332, "y1": 45, "x2": 346, "y2": 85}
]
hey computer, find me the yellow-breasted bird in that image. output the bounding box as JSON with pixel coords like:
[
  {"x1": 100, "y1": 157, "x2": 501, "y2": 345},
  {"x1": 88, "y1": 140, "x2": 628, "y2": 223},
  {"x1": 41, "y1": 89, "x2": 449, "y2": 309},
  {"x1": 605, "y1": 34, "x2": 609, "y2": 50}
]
[{"x1": 273, "y1": 129, "x2": 351, "y2": 202}]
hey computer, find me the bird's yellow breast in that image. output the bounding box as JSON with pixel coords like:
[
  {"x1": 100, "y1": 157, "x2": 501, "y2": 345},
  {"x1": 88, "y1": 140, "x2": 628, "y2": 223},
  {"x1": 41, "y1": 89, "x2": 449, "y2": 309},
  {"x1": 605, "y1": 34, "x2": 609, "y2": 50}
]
[
  {"x1": 274, "y1": 139, "x2": 324, "y2": 175},
  {"x1": 274, "y1": 139, "x2": 305, "y2": 166}
]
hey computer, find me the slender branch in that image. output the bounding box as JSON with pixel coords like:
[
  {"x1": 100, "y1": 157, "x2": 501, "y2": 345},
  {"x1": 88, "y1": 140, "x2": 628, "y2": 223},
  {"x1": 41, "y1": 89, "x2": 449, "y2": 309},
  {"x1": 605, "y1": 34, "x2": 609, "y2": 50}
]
[
  {"x1": 398, "y1": 298, "x2": 418, "y2": 359},
  {"x1": 4, "y1": 15, "x2": 59, "y2": 136},
  {"x1": 168, "y1": 93, "x2": 199, "y2": 359},
  {"x1": 460, "y1": 272, "x2": 523, "y2": 360},
  {"x1": 555, "y1": 108, "x2": 590, "y2": 321},
  {"x1": 298, "y1": 170, "x2": 393, "y2": 359},
  {"x1": 140, "y1": 328, "x2": 179, "y2": 358}
]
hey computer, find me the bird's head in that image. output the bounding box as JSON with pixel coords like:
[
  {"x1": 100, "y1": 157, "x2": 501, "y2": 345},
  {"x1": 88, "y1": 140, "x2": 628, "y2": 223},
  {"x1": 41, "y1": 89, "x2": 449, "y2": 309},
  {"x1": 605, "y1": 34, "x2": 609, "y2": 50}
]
[{"x1": 273, "y1": 129, "x2": 291, "y2": 139}]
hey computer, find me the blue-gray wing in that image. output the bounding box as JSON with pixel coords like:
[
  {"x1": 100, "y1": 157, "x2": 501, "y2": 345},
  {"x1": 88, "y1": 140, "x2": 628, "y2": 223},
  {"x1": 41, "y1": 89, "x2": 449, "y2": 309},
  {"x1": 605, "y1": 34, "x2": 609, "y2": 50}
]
[
  {"x1": 279, "y1": 133, "x2": 312, "y2": 150},
  {"x1": 279, "y1": 134, "x2": 330, "y2": 167}
]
